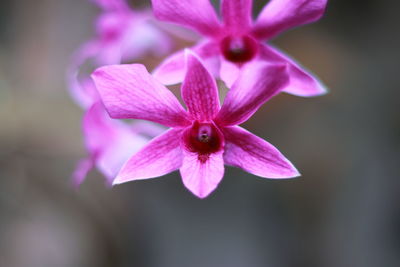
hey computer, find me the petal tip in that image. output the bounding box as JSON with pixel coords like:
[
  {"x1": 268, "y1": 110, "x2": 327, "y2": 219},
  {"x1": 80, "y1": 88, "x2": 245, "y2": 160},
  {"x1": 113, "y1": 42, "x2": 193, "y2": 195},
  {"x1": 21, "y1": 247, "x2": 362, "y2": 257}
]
[{"x1": 111, "y1": 175, "x2": 125, "y2": 186}]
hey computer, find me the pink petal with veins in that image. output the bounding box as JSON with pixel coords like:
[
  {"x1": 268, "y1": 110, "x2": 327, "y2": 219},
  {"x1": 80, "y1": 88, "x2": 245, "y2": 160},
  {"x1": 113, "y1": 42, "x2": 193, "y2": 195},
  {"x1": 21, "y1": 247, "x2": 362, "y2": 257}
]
[
  {"x1": 151, "y1": 0, "x2": 222, "y2": 37},
  {"x1": 252, "y1": 0, "x2": 328, "y2": 40},
  {"x1": 92, "y1": 64, "x2": 190, "y2": 127},
  {"x1": 216, "y1": 63, "x2": 288, "y2": 126},
  {"x1": 260, "y1": 44, "x2": 327, "y2": 97},
  {"x1": 182, "y1": 51, "x2": 220, "y2": 121},
  {"x1": 113, "y1": 128, "x2": 184, "y2": 184},
  {"x1": 223, "y1": 126, "x2": 300, "y2": 178},
  {"x1": 180, "y1": 150, "x2": 225, "y2": 198},
  {"x1": 221, "y1": 0, "x2": 253, "y2": 34}
]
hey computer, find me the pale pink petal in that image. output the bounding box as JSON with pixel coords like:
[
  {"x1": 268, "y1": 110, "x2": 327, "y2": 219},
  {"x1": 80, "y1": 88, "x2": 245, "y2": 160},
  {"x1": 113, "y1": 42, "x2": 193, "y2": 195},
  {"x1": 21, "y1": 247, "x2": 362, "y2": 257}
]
[
  {"x1": 219, "y1": 58, "x2": 241, "y2": 88},
  {"x1": 113, "y1": 128, "x2": 184, "y2": 184},
  {"x1": 120, "y1": 13, "x2": 173, "y2": 60},
  {"x1": 216, "y1": 62, "x2": 289, "y2": 126},
  {"x1": 151, "y1": 0, "x2": 222, "y2": 37},
  {"x1": 153, "y1": 41, "x2": 221, "y2": 85},
  {"x1": 221, "y1": 0, "x2": 253, "y2": 34},
  {"x1": 67, "y1": 41, "x2": 101, "y2": 108},
  {"x1": 72, "y1": 158, "x2": 95, "y2": 187},
  {"x1": 131, "y1": 120, "x2": 166, "y2": 138},
  {"x1": 83, "y1": 102, "x2": 148, "y2": 185},
  {"x1": 260, "y1": 44, "x2": 327, "y2": 97},
  {"x1": 252, "y1": 0, "x2": 328, "y2": 40},
  {"x1": 180, "y1": 150, "x2": 224, "y2": 198},
  {"x1": 223, "y1": 126, "x2": 300, "y2": 178},
  {"x1": 181, "y1": 50, "x2": 220, "y2": 121},
  {"x1": 95, "y1": 12, "x2": 127, "y2": 65},
  {"x1": 96, "y1": 11, "x2": 173, "y2": 64},
  {"x1": 92, "y1": 64, "x2": 190, "y2": 127}
]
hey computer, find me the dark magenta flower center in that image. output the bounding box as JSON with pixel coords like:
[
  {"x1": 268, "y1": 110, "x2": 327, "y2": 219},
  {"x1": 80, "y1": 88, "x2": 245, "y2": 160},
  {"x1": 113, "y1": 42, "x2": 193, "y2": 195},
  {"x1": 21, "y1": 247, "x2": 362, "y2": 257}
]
[
  {"x1": 184, "y1": 121, "x2": 223, "y2": 160},
  {"x1": 220, "y1": 35, "x2": 259, "y2": 63}
]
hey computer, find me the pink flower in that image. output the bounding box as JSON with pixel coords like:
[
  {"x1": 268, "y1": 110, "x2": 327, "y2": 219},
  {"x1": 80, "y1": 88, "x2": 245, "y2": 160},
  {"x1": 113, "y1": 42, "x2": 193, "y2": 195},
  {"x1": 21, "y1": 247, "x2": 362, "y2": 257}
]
[
  {"x1": 92, "y1": 51, "x2": 299, "y2": 198},
  {"x1": 68, "y1": 0, "x2": 170, "y2": 185},
  {"x1": 152, "y1": 0, "x2": 328, "y2": 97},
  {"x1": 67, "y1": 0, "x2": 172, "y2": 108},
  {"x1": 89, "y1": 0, "x2": 172, "y2": 65}
]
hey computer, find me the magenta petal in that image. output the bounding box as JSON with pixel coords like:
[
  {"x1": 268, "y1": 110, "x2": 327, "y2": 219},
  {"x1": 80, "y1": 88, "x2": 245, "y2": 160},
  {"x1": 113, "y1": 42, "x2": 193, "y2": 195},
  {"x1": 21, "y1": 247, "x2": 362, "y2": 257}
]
[
  {"x1": 182, "y1": 51, "x2": 220, "y2": 121},
  {"x1": 153, "y1": 41, "x2": 221, "y2": 85},
  {"x1": 83, "y1": 103, "x2": 148, "y2": 184},
  {"x1": 92, "y1": 64, "x2": 190, "y2": 127},
  {"x1": 216, "y1": 62, "x2": 289, "y2": 126},
  {"x1": 223, "y1": 126, "x2": 300, "y2": 178},
  {"x1": 113, "y1": 128, "x2": 184, "y2": 184},
  {"x1": 260, "y1": 44, "x2": 327, "y2": 97},
  {"x1": 252, "y1": 0, "x2": 328, "y2": 40},
  {"x1": 180, "y1": 150, "x2": 224, "y2": 198},
  {"x1": 221, "y1": 0, "x2": 253, "y2": 34},
  {"x1": 151, "y1": 0, "x2": 222, "y2": 37}
]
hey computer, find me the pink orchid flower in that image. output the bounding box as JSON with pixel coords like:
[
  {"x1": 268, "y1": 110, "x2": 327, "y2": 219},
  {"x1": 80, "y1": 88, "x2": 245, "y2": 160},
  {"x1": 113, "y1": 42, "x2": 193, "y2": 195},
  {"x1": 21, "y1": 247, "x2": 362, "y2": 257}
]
[
  {"x1": 152, "y1": 0, "x2": 328, "y2": 97},
  {"x1": 92, "y1": 51, "x2": 299, "y2": 198}
]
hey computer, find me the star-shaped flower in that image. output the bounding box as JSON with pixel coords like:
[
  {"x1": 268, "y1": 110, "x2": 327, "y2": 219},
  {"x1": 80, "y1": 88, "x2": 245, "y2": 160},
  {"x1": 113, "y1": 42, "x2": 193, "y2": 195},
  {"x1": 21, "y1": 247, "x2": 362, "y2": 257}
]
[
  {"x1": 92, "y1": 51, "x2": 299, "y2": 198},
  {"x1": 152, "y1": 0, "x2": 328, "y2": 97}
]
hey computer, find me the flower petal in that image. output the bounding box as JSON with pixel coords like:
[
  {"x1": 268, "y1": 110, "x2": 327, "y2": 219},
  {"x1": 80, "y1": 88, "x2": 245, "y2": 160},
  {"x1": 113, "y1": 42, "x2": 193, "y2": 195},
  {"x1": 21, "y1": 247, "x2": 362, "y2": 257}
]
[
  {"x1": 260, "y1": 44, "x2": 327, "y2": 97},
  {"x1": 83, "y1": 102, "x2": 148, "y2": 184},
  {"x1": 72, "y1": 158, "x2": 95, "y2": 187},
  {"x1": 182, "y1": 50, "x2": 220, "y2": 121},
  {"x1": 216, "y1": 62, "x2": 289, "y2": 126},
  {"x1": 67, "y1": 41, "x2": 101, "y2": 108},
  {"x1": 92, "y1": 64, "x2": 190, "y2": 127},
  {"x1": 120, "y1": 13, "x2": 173, "y2": 60},
  {"x1": 223, "y1": 126, "x2": 300, "y2": 178},
  {"x1": 152, "y1": 41, "x2": 221, "y2": 85},
  {"x1": 180, "y1": 150, "x2": 224, "y2": 198},
  {"x1": 252, "y1": 0, "x2": 328, "y2": 40},
  {"x1": 221, "y1": 0, "x2": 253, "y2": 34},
  {"x1": 151, "y1": 0, "x2": 222, "y2": 37},
  {"x1": 219, "y1": 58, "x2": 240, "y2": 88},
  {"x1": 113, "y1": 128, "x2": 184, "y2": 184}
]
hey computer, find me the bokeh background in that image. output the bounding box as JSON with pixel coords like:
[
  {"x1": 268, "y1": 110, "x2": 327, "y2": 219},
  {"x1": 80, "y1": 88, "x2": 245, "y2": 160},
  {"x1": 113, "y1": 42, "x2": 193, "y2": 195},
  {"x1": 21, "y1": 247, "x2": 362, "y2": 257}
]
[{"x1": 1, "y1": 0, "x2": 399, "y2": 266}]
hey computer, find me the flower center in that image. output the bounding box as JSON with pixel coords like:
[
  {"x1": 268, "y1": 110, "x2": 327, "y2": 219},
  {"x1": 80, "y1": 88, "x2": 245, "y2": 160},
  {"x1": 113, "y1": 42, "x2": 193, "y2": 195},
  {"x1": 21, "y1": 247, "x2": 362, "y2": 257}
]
[
  {"x1": 220, "y1": 35, "x2": 258, "y2": 63},
  {"x1": 184, "y1": 121, "x2": 223, "y2": 157}
]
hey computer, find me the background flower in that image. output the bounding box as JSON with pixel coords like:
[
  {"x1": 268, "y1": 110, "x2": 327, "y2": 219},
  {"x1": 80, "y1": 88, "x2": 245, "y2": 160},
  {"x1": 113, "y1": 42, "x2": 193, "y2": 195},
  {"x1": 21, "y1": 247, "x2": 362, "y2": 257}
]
[{"x1": 152, "y1": 0, "x2": 328, "y2": 97}]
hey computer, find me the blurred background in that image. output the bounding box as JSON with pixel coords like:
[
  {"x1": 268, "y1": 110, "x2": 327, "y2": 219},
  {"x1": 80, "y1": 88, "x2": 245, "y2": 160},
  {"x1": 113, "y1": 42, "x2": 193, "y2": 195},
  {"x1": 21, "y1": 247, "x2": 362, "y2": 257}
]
[{"x1": 0, "y1": 0, "x2": 399, "y2": 266}]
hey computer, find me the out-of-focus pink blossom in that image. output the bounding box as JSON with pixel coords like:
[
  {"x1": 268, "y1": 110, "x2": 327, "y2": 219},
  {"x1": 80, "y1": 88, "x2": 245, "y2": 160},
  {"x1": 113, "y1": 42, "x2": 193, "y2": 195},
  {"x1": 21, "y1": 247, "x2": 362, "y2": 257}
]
[
  {"x1": 152, "y1": 0, "x2": 328, "y2": 97},
  {"x1": 68, "y1": 0, "x2": 173, "y2": 108},
  {"x1": 92, "y1": 51, "x2": 299, "y2": 198},
  {"x1": 68, "y1": 0, "x2": 170, "y2": 185}
]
